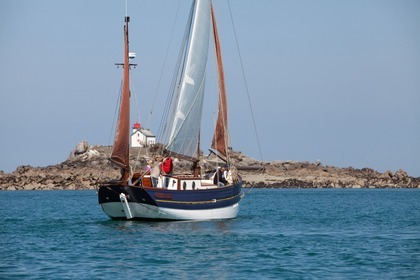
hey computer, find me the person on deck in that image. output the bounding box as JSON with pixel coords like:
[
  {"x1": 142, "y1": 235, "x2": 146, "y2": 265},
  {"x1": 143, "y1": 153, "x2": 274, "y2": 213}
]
[
  {"x1": 214, "y1": 166, "x2": 228, "y2": 187},
  {"x1": 150, "y1": 157, "x2": 162, "y2": 188},
  {"x1": 161, "y1": 151, "x2": 173, "y2": 189},
  {"x1": 145, "y1": 160, "x2": 152, "y2": 173}
]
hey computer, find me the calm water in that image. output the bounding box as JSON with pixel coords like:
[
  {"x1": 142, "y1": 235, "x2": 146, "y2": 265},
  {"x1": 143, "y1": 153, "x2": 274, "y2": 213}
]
[{"x1": 0, "y1": 189, "x2": 419, "y2": 279}]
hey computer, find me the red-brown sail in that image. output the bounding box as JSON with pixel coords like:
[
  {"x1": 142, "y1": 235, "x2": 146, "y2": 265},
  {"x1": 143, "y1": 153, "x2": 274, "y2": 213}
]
[
  {"x1": 110, "y1": 16, "x2": 131, "y2": 183},
  {"x1": 210, "y1": 5, "x2": 229, "y2": 157}
]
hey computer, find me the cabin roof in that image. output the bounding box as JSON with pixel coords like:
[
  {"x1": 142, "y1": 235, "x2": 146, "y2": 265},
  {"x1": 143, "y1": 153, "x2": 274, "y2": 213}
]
[{"x1": 131, "y1": 128, "x2": 155, "y2": 138}]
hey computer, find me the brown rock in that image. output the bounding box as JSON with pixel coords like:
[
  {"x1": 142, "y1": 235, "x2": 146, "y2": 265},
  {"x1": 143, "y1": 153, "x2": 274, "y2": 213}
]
[{"x1": 1, "y1": 142, "x2": 419, "y2": 190}]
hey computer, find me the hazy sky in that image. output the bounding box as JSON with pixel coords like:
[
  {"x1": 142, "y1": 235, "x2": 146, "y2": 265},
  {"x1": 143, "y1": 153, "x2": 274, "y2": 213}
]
[{"x1": 1, "y1": 0, "x2": 419, "y2": 177}]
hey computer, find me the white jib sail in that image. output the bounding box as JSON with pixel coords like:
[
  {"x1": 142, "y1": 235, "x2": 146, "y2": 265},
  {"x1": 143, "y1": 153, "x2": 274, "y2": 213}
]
[{"x1": 164, "y1": 0, "x2": 211, "y2": 159}]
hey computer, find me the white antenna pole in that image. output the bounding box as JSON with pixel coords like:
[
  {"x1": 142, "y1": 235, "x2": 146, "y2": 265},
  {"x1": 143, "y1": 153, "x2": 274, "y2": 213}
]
[{"x1": 125, "y1": 0, "x2": 128, "y2": 16}]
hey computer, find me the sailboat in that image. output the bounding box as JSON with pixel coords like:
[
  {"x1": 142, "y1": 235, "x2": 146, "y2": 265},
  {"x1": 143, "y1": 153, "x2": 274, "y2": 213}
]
[{"x1": 98, "y1": 0, "x2": 243, "y2": 220}]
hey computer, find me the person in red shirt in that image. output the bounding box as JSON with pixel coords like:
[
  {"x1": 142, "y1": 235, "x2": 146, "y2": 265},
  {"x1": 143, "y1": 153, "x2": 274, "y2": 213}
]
[{"x1": 161, "y1": 150, "x2": 173, "y2": 189}]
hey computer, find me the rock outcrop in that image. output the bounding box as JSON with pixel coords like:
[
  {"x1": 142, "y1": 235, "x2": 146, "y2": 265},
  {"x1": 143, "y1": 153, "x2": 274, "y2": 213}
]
[
  {"x1": 242, "y1": 162, "x2": 419, "y2": 189},
  {"x1": 0, "y1": 141, "x2": 419, "y2": 190}
]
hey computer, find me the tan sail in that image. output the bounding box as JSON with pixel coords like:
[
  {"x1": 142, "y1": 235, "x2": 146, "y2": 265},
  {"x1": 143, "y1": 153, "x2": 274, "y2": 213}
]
[
  {"x1": 110, "y1": 16, "x2": 131, "y2": 183},
  {"x1": 210, "y1": 4, "x2": 229, "y2": 158}
]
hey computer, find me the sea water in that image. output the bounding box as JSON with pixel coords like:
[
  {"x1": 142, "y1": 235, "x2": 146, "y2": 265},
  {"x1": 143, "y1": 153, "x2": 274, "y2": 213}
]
[{"x1": 0, "y1": 189, "x2": 419, "y2": 279}]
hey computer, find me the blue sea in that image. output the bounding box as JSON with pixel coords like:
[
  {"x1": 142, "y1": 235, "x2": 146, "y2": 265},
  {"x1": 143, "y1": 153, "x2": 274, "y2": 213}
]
[{"x1": 1, "y1": 189, "x2": 419, "y2": 279}]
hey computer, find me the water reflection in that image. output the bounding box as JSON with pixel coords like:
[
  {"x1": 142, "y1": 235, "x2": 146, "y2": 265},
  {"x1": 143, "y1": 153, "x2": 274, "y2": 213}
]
[{"x1": 95, "y1": 217, "x2": 237, "y2": 235}]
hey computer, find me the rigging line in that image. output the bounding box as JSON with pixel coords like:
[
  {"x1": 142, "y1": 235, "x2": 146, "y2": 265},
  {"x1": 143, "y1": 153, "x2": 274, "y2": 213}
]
[
  {"x1": 227, "y1": 0, "x2": 263, "y2": 198},
  {"x1": 131, "y1": 72, "x2": 140, "y2": 125},
  {"x1": 146, "y1": 0, "x2": 182, "y2": 130},
  {"x1": 227, "y1": 0, "x2": 263, "y2": 164},
  {"x1": 109, "y1": 79, "x2": 124, "y2": 147},
  {"x1": 130, "y1": 74, "x2": 144, "y2": 170},
  {"x1": 101, "y1": 79, "x2": 124, "y2": 181},
  {"x1": 159, "y1": 21, "x2": 192, "y2": 141},
  {"x1": 159, "y1": 0, "x2": 195, "y2": 143}
]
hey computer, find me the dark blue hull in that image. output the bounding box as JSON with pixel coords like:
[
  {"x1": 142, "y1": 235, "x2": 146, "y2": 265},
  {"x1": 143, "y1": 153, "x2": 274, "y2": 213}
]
[{"x1": 98, "y1": 181, "x2": 243, "y2": 220}]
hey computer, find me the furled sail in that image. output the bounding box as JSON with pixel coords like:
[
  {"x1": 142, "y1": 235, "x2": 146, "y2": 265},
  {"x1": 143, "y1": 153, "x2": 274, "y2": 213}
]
[
  {"x1": 163, "y1": 0, "x2": 211, "y2": 160},
  {"x1": 110, "y1": 16, "x2": 131, "y2": 182},
  {"x1": 210, "y1": 4, "x2": 229, "y2": 157}
]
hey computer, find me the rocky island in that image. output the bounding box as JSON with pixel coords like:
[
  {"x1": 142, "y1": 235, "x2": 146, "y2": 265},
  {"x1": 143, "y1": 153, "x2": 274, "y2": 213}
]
[{"x1": 1, "y1": 142, "x2": 419, "y2": 190}]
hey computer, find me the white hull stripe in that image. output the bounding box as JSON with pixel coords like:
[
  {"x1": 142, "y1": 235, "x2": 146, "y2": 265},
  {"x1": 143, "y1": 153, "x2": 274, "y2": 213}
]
[{"x1": 101, "y1": 201, "x2": 240, "y2": 220}]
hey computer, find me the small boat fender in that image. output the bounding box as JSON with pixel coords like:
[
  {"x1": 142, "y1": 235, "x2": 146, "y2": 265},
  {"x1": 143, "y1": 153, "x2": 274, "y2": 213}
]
[{"x1": 119, "y1": 193, "x2": 133, "y2": 219}]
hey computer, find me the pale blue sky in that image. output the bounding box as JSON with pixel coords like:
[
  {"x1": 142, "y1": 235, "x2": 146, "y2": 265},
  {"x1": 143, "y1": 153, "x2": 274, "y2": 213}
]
[{"x1": 1, "y1": 0, "x2": 419, "y2": 176}]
